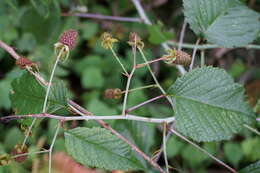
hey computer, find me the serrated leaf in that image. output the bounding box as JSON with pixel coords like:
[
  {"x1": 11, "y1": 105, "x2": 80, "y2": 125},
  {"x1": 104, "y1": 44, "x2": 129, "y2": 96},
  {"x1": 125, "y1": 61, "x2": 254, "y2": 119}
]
[
  {"x1": 10, "y1": 72, "x2": 68, "y2": 125},
  {"x1": 168, "y1": 66, "x2": 255, "y2": 142},
  {"x1": 239, "y1": 161, "x2": 260, "y2": 173},
  {"x1": 64, "y1": 127, "x2": 143, "y2": 171},
  {"x1": 183, "y1": 0, "x2": 260, "y2": 47}
]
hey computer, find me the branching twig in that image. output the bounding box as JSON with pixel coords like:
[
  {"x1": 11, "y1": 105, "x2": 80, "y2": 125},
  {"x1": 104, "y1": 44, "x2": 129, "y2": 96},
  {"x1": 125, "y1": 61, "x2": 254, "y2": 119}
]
[
  {"x1": 1, "y1": 113, "x2": 176, "y2": 124},
  {"x1": 131, "y1": 0, "x2": 187, "y2": 75},
  {"x1": 62, "y1": 12, "x2": 142, "y2": 23},
  {"x1": 169, "y1": 128, "x2": 237, "y2": 173}
]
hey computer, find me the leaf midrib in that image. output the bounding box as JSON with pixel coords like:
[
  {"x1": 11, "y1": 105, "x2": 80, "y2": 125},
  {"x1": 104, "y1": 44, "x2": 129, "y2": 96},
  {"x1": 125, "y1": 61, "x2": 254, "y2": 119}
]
[{"x1": 65, "y1": 131, "x2": 142, "y2": 169}]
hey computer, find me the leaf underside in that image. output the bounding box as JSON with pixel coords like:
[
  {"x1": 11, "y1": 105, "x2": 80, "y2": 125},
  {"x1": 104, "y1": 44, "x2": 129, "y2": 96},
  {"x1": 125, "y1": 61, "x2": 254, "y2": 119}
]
[
  {"x1": 168, "y1": 66, "x2": 255, "y2": 142},
  {"x1": 64, "y1": 127, "x2": 143, "y2": 171},
  {"x1": 183, "y1": 0, "x2": 260, "y2": 47}
]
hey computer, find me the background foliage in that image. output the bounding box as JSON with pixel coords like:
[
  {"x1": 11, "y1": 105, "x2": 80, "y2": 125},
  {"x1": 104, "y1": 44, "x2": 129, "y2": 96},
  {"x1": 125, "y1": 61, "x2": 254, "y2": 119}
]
[{"x1": 0, "y1": 0, "x2": 260, "y2": 173}]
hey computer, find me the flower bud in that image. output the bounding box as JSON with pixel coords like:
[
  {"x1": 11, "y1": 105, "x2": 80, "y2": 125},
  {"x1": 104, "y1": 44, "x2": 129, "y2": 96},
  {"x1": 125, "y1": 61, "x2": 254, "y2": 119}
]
[
  {"x1": 163, "y1": 49, "x2": 191, "y2": 66},
  {"x1": 128, "y1": 32, "x2": 144, "y2": 49},
  {"x1": 101, "y1": 32, "x2": 118, "y2": 49},
  {"x1": 0, "y1": 154, "x2": 11, "y2": 166},
  {"x1": 104, "y1": 88, "x2": 122, "y2": 99}
]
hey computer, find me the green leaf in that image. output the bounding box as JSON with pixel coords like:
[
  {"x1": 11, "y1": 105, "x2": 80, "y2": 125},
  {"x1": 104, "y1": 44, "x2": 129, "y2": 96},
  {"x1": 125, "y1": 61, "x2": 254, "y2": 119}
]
[
  {"x1": 241, "y1": 137, "x2": 260, "y2": 161},
  {"x1": 239, "y1": 161, "x2": 260, "y2": 173},
  {"x1": 166, "y1": 136, "x2": 185, "y2": 158},
  {"x1": 81, "y1": 67, "x2": 104, "y2": 88},
  {"x1": 10, "y1": 72, "x2": 68, "y2": 125},
  {"x1": 80, "y1": 22, "x2": 98, "y2": 39},
  {"x1": 168, "y1": 66, "x2": 254, "y2": 142},
  {"x1": 64, "y1": 127, "x2": 143, "y2": 171},
  {"x1": 148, "y1": 24, "x2": 174, "y2": 44},
  {"x1": 224, "y1": 142, "x2": 243, "y2": 166},
  {"x1": 183, "y1": 0, "x2": 260, "y2": 47}
]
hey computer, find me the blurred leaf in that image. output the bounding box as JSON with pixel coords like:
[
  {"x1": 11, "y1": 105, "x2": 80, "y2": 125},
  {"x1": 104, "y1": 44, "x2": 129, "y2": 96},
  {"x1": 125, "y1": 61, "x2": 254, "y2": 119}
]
[
  {"x1": 224, "y1": 142, "x2": 243, "y2": 166},
  {"x1": 80, "y1": 22, "x2": 98, "y2": 39},
  {"x1": 30, "y1": 0, "x2": 51, "y2": 18},
  {"x1": 148, "y1": 24, "x2": 174, "y2": 44},
  {"x1": 4, "y1": 128, "x2": 23, "y2": 150},
  {"x1": 74, "y1": 55, "x2": 102, "y2": 76},
  {"x1": 229, "y1": 59, "x2": 246, "y2": 78},
  {"x1": 183, "y1": 0, "x2": 260, "y2": 47},
  {"x1": 86, "y1": 98, "x2": 117, "y2": 115},
  {"x1": 239, "y1": 160, "x2": 260, "y2": 173},
  {"x1": 81, "y1": 67, "x2": 104, "y2": 88},
  {"x1": 166, "y1": 136, "x2": 185, "y2": 158},
  {"x1": 242, "y1": 137, "x2": 260, "y2": 161},
  {"x1": 16, "y1": 33, "x2": 37, "y2": 52},
  {"x1": 168, "y1": 66, "x2": 255, "y2": 142},
  {"x1": 64, "y1": 127, "x2": 143, "y2": 171},
  {"x1": 181, "y1": 145, "x2": 208, "y2": 167},
  {"x1": 0, "y1": 81, "x2": 12, "y2": 109}
]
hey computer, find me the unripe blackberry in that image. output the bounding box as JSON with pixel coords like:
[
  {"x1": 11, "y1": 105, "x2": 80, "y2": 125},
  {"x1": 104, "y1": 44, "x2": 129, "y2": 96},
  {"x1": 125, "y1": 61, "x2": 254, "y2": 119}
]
[
  {"x1": 164, "y1": 49, "x2": 191, "y2": 66},
  {"x1": 104, "y1": 88, "x2": 122, "y2": 99},
  {"x1": 16, "y1": 57, "x2": 34, "y2": 69},
  {"x1": 59, "y1": 29, "x2": 78, "y2": 50}
]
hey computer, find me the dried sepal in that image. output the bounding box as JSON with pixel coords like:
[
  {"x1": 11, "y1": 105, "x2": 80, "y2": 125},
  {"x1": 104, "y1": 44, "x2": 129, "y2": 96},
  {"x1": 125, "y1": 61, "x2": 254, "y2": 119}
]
[
  {"x1": 11, "y1": 144, "x2": 28, "y2": 163},
  {"x1": 20, "y1": 125, "x2": 32, "y2": 136},
  {"x1": 163, "y1": 48, "x2": 191, "y2": 66},
  {"x1": 104, "y1": 88, "x2": 122, "y2": 99},
  {"x1": 128, "y1": 32, "x2": 144, "y2": 49},
  {"x1": 0, "y1": 154, "x2": 11, "y2": 166},
  {"x1": 101, "y1": 32, "x2": 118, "y2": 49}
]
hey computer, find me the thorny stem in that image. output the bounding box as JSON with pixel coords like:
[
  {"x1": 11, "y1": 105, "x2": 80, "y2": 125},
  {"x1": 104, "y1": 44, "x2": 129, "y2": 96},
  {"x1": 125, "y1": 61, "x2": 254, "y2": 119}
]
[
  {"x1": 189, "y1": 38, "x2": 201, "y2": 71},
  {"x1": 68, "y1": 100, "x2": 166, "y2": 173},
  {"x1": 122, "y1": 39, "x2": 137, "y2": 115},
  {"x1": 170, "y1": 128, "x2": 237, "y2": 173},
  {"x1": 48, "y1": 124, "x2": 60, "y2": 173},
  {"x1": 62, "y1": 12, "x2": 142, "y2": 23},
  {"x1": 163, "y1": 123, "x2": 169, "y2": 173},
  {"x1": 110, "y1": 46, "x2": 129, "y2": 76},
  {"x1": 138, "y1": 48, "x2": 174, "y2": 108},
  {"x1": 243, "y1": 124, "x2": 260, "y2": 136},
  {"x1": 131, "y1": 0, "x2": 186, "y2": 75},
  {"x1": 121, "y1": 84, "x2": 157, "y2": 94},
  {"x1": 126, "y1": 94, "x2": 166, "y2": 113}
]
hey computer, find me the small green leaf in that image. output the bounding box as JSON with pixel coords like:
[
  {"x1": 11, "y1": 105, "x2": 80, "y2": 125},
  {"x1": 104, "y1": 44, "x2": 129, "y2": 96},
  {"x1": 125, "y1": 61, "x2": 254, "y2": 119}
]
[
  {"x1": 239, "y1": 161, "x2": 260, "y2": 173},
  {"x1": 241, "y1": 138, "x2": 260, "y2": 161},
  {"x1": 148, "y1": 25, "x2": 174, "y2": 44},
  {"x1": 64, "y1": 127, "x2": 143, "y2": 171},
  {"x1": 166, "y1": 136, "x2": 185, "y2": 158},
  {"x1": 224, "y1": 142, "x2": 243, "y2": 166},
  {"x1": 81, "y1": 67, "x2": 104, "y2": 88},
  {"x1": 168, "y1": 66, "x2": 255, "y2": 142},
  {"x1": 80, "y1": 22, "x2": 98, "y2": 39},
  {"x1": 183, "y1": 0, "x2": 260, "y2": 47}
]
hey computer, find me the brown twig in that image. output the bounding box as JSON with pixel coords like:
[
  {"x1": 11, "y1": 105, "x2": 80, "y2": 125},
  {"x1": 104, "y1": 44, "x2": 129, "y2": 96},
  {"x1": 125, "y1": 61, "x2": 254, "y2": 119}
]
[
  {"x1": 0, "y1": 40, "x2": 166, "y2": 173},
  {"x1": 62, "y1": 12, "x2": 142, "y2": 23}
]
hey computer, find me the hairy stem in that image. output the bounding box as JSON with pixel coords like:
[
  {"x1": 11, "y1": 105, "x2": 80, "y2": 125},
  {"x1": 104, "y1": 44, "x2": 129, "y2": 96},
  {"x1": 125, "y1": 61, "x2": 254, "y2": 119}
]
[
  {"x1": 121, "y1": 84, "x2": 157, "y2": 94},
  {"x1": 110, "y1": 46, "x2": 129, "y2": 76},
  {"x1": 48, "y1": 124, "x2": 60, "y2": 173},
  {"x1": 126, "y1": 94, "x2": 166, "y2": 113},
  {"x1": 12, "y1": 150, "x2": 49, "y2": 159},
  {"x1": 201, "y1": 49, "x2": 205, "y2": 67},
  {"x1": 189, "y1": 38, "x2": 201, "y2": 71},
  {"x1": 122, "y1": 40, "x2": 137, "y2": 115},
  {"x1": 244, "y1": 124, "x2": 260, "y2": 135},
  {"x1": 163, "y1": 123, "x2": 169, "y2": 173},
  {"x1": 138, "y1": 48, "x2": 174, "y2": 107}
]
